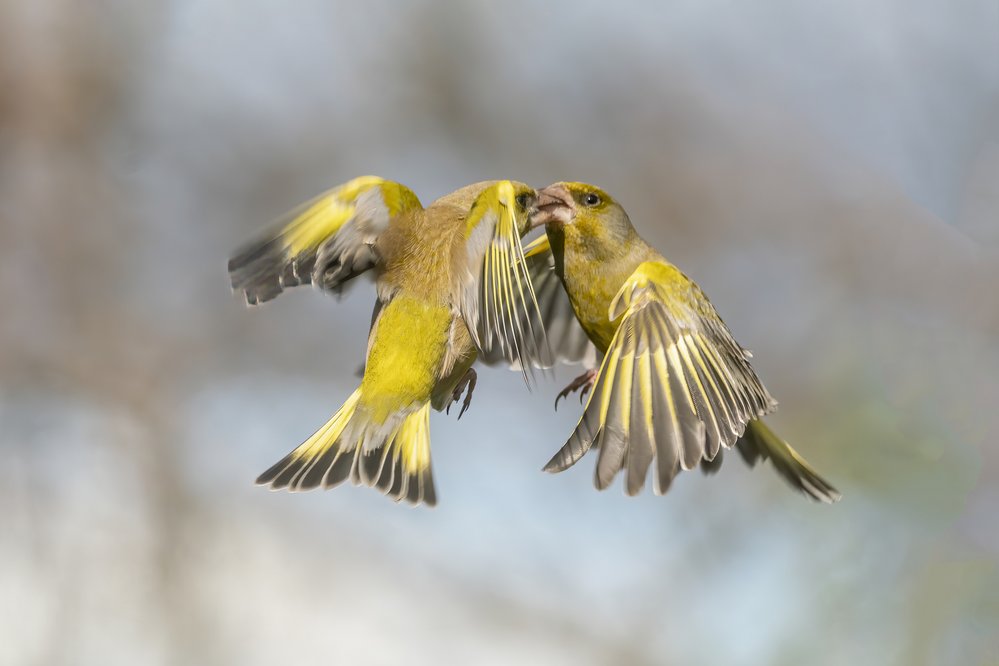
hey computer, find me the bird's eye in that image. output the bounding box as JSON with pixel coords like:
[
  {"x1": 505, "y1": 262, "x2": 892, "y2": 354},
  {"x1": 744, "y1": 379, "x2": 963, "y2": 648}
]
[
  {"x1": 583, "y1": 193, "x2": 601, "y2": 207},
  {"x1": 515, "y1": 193, "x2": 530, "y2": 209}
]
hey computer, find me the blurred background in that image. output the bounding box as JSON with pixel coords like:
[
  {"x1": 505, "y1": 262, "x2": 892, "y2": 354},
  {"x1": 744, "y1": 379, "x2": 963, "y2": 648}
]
[{"x1": 2, "y1": 1, "x2": 998, "y2": 664}]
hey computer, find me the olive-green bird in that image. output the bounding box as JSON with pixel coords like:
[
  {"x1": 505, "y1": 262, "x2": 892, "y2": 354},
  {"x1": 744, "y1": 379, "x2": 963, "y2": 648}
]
[
  {"x1": 229, "y1": 176, "x2": 548, "y2": 507},
  {"x1": 525, "y1": 181, "x2": 841, "y2": 502}
]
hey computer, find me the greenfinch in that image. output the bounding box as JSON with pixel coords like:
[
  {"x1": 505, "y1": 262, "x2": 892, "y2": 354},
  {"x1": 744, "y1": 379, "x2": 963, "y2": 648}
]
[
  {"x1": 526, "y1": 181, "x2": 841, "y2": 502},
  {"x1": 229, "y1": 177, "x2": 547, "y2": 506}
]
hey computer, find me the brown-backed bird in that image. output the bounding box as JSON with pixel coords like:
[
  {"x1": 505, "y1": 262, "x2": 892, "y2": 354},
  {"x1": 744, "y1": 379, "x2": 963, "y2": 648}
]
[{"x1": 229, "y1": 177, "x2": 548, "y2": 506}]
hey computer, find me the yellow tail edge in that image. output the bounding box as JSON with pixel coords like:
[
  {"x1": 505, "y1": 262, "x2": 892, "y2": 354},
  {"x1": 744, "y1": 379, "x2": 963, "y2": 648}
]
[{"x1": 256, "y1": 389, "x2": 437, "y2": 507}]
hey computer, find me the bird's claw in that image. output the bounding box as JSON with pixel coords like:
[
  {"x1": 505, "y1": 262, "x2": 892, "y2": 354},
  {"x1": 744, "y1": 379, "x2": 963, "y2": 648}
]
[
  {"x1": 555, "y1": 369, "x2": 598, "y2": 410},
  {"x1": 446, "y1": 368, "x2": 477, "y2": 420}
]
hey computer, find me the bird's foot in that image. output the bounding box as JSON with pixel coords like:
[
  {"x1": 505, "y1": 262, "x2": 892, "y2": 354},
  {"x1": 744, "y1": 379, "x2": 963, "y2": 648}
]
[
  {"x1": 555, "y1": 368, "x2": 598, "y2": 410},
  {"x1": 446, "y1": 368, "x2": 477, "y2": 420}
]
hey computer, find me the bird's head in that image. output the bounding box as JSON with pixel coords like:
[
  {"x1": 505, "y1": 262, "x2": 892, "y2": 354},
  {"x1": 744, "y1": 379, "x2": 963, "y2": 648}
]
[
  {"x1": 437, "y1": 180, "x2": 538, "y2": 235},
  {"x1": 530, "y1": 182, "x2": 633, "y2": 247}
]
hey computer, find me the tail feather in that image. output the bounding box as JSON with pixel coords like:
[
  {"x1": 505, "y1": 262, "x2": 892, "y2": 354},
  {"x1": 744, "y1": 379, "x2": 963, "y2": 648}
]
[
  {"x1": 736, "y1": 419, "x2": 841, "y2": 503},
  {"x1": 256, "y1": 389, "x2": 436, "y2": 506}
]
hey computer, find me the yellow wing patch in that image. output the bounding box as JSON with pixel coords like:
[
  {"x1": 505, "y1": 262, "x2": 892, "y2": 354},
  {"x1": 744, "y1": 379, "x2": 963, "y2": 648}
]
[
  {"x1": 284, "y1": 176, "x2": 382, "y2": 254},
  {"x1": 229, "y1": 176, "x2": 422, "y2": 304},
  {"x1": 544, "y1": 261, "x2": 778, "y2": 496},
  {"x1": 522, "y1": 234, "x2": 552, "y2": 259}
]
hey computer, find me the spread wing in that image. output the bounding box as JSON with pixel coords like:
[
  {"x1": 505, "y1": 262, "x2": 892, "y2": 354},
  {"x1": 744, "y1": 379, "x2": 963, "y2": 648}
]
[
  {"x1": 228, "y1": 176, "x2": 422, "y2": 304},
  {"x1": 459, "y1": 181, "x2": 552, "y2": 379},
  {"x1": 543, "y1": 260, "x2": 777, "y2": 495},
  {"x1": 478, "y1": 235, "x2": 597, "y2": 370}
]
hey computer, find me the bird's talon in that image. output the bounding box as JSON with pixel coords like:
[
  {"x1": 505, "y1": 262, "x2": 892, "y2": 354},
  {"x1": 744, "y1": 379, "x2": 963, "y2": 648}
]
[
  {"x1": 448, "y1": 368, "x2": 477, "y2": 420},
  {"x1": 555, "y1": 369, "x2": 597, "y2": 411}
]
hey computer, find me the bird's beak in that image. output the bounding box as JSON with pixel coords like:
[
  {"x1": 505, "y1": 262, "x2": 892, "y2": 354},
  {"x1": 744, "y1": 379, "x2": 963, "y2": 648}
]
[{"x1": 529, "y1": 184, "x2": 573, "y2": 229}]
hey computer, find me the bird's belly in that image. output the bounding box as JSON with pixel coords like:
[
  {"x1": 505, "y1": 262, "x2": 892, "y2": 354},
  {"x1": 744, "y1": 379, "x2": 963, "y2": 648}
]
[
  {"x1": 567, "y1": 292, "x2": 617, "y2": 353},
  {"x1": 360, "y1": 296, "x2": 454, "y2": 422},
  {"x1": 580, "y1": 315, "x2": 616, "y2": 354}
]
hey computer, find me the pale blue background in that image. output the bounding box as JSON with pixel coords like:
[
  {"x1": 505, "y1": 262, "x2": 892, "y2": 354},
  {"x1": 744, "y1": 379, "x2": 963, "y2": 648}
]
[{"x1": 2, "y1": 1, "x2": 997, "y2": 664}]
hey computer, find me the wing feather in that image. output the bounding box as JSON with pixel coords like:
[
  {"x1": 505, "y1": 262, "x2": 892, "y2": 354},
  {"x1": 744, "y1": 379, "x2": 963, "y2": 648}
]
[
  {"x1": 543, "y1": 260, "x2": 778, "y2": 495},
  {"x1": 228, "y1": 176, "x2": 421, "y2": 304},
  {"x1": 625, "y1": 325, "x2": 655, "y2": 495},
  {"x1": 649, "y1": 343, "x2": 680, "y2": 495},
  {"x1": 460, "y1": 182, "x2": 551, "y2": 378},
  {"x1": 661, "y1": 327, "x2": 706, "y2": 471},
  {"x1": 675, "y1": 333, "x2": 723, "y2": 460},
  {"x1": 594, "y1": 330, "x2": 633, "y2": 490},
  {"x1": 479, "y1": 236, "x2": 597, "y2": 370}
]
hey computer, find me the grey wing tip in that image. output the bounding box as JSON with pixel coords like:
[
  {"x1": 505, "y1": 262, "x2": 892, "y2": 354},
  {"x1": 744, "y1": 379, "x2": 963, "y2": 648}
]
[
  {"x1": 542, "y1": 436, "x2": 592, "y2": 474},
  {"x1": 542, "y1": 446, "x2": 575, "y2": 473},
  {"x1": 699, "y1": 450, "x2": 725, "y2": 475},
  {"x1": 541, "y1": 456, "x2": 564, "y2": 473},
  {"x1": 228, "y1": 236, "x2": 300, "y2": 306}
]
